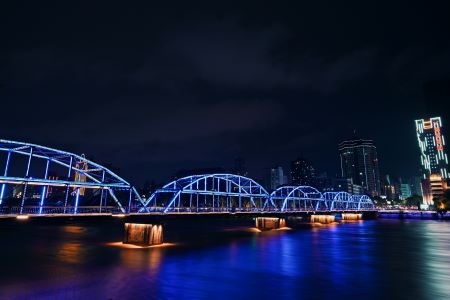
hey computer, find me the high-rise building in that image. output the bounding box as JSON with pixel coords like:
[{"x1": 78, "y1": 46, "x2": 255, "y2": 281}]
[
  {"x1": 314, "y1": 172, "x2": 332, "y2": 192},
  {"x1": 270, "y1": 166, "x2": 286, "y2": 190},
  {"x1": 331, "y1": 177, "x2": 363, "y2": 195},
  {"x1": 415, "y1": 117, "x2": 449, "y2": 205},
  {"x1": 400, "y1": 184, "x2": 412, "y2": 200},
  {"x1": 351, "y1": 183, "x2": 364, "y2": 195},
  {"x1": 338, "y1": 139, "x2": 381, "y2": 197},
  {"x1": 410, "y1": 176, "x2": 423, "y2": 197},
  {"x1": 415, "y1": 117, "x2": 448, "y2": 179},
  {"x1": 290, "y1": 158, "x2": 315, "y2": 186},
  {"x1": 382, "y1": 174, "x2": 399, "y2": 201}
]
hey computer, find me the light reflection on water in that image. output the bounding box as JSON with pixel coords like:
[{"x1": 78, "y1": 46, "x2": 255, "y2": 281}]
[
  {"x1": 56, "y1": 242, "x2": 83, "y2": 264},
  {"x1": 0, "y1": 219, "x2": 449, "y2": 299},
  {"x1": 423, "y1": 222, "x2": 450, "y2": 298}
]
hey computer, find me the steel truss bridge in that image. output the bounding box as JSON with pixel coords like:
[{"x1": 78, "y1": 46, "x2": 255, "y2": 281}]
[{"x1": 0, "y1": 139, "x2": 374, "y2": 216}]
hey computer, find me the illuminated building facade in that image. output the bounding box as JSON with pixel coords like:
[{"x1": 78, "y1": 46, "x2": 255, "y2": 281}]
[
  {"x1": 415, "y1": 117, "x2": 449, "y2": 205},
  {"x1": 338, "y1": 139, "x2": 381, "y2": 197},
  {"x1": 416, "y1": 117, "x2": 448, "y2": 179}
]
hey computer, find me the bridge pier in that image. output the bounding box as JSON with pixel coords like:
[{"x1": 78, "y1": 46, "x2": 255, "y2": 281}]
[
  {"x1": 310, "y1": 215, "x2": 336, "y2": 224},
  {"x1": 341, "y1": 213, "x2": 362, "y2": 220},
  {"x1": 123, "y1": 223, "x2": 163, "y2": 246},
  {"x1": 255, "y1": 217, "x2": 286, "y2": 231}
]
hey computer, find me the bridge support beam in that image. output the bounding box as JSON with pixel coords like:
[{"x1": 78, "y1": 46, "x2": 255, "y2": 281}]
[
  {"x1": 255, "y1": 217, "x2": 286, "y2": 231},
  {"x1": 123, "y1": 223, "x2": 163, "y2": 246},
  {"x1": 310, "y1": 215, "x2": 336, "y2": 224}
]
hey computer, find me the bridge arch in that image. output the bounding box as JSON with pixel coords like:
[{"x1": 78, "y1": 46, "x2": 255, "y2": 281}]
[
  {"x1": 0, "y1": 139, "x2": 144, "y2": 214},
  {"x1": 323, "y1": 192, "x2": 353, "y2": 210},
  {"x1": 270, "y1": 186, "x2": 324, "y2": 211},
  {"x1": 351, "y1": 195, "x2": 375, "y2": 210},
  {"x1": 143, "y1": 174, "x2": 271, "y2": 212}
]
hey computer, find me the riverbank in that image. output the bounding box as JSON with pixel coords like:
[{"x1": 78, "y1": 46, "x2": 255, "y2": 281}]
[{"x1": 378, "y1": 210, "x2": 450, "y2": 220}]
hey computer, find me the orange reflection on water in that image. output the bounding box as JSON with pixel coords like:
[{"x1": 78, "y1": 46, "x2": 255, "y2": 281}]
[
  {"x1": 62, "y1": 225, "x2": 86, "y2": 234},
  {"x1": 57, "y1": 242, "x2": 82, "y2": 264},
  {"x1": 340, "y1": 219, "x2": 364, "y2": 224},
  {"x1": 310, "y1": 222, "x2": 339, "y2": 229},
  {"x1": 105, "y1": 242, "x2": 177, "y2": 249},
  {"x1": 276, "y1": 227, "x2": 292, "y2": 231},
  {"x1": 107, "y1": 242, "x2": 175, "y2": 273}
]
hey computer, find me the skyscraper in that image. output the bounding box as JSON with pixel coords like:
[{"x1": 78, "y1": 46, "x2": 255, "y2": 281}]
[
  {"x1": 290, "y1": 158, "x2": 315, "y2": 186},
  {"x1": 415, "y1": 116, "x2": 449, "y2": 204},
  {"x1": 400, "y1": 183, "x2": 412, "y2": 200},
  {"x1": 415, "y1": 117, "x2": 448, "y2": 179},
  {"x1": 269, "y1": 166, "x2": 286, "y2": 190},
  {"x1": 338, "y1": 139, "x2": 381, "y2": 197},
  {"x1": 410, "y1": 176, "x2": 423, "y2": 197}
]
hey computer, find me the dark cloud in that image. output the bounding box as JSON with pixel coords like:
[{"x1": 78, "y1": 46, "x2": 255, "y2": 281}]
[{"x1": 1, "y1": 1, "x2": 450, "y2": 184}]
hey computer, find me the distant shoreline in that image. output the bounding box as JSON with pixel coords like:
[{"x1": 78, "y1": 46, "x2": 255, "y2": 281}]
[{"x1": 378, "y1": 210, "x2": 450, "y2": 220}]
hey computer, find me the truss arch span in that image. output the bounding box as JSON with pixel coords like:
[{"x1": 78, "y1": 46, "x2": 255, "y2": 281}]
[
  {"x1": 143, "y1": 173, "x2": 271, "y2": 212},
  {"x1": 351, "y1": 195, "x2": 375, "y2": 210},
  {"x1": 0, "y1": 139, "x2": 144, "y2": 214},
  {"x1": 270, "y1": 185, "x2": 324, "y2": 211},
  {"x1": 322, "y1": 191, "x2": 354, "y2": 210}
]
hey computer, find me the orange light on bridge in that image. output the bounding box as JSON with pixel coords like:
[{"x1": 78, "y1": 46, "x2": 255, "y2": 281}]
[
  {"x1": 16, "y1": 215, "x2": 29, "y2": 220},
  {"x1": 112, "y1": 214, "x2": 126, "y2": 218}
]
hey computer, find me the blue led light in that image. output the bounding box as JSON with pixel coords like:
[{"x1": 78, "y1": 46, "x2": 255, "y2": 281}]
[
  {"x1": 0, "y1": 139, "x2": 374, "y2": 215},
  {"x1": 142, "y1": 174, "x2": 374, "y2": 213},
  {"x1": 0, "y1": 139, "x2": 145, "y2": 214}
]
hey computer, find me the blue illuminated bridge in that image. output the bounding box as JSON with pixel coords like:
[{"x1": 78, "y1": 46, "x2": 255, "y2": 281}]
[{"x1": 0, "y1": 139, "x2": 375, "y2": 217}]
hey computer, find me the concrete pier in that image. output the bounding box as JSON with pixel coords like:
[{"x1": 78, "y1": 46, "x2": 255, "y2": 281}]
[
  {"x1": 255, "y1": 217, "x2": 286, "y2": 230},
  {"x1": 310, "y1": 215, "x2": 335, "y2": 224},
  {"x1": 342, "y1": 213, "x2": 362, "y2": 220},
  {"x1": 123, "y1": 223, "x2": 163, "y2": 246}
]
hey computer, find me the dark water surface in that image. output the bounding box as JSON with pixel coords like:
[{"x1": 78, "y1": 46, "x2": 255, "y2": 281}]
[{"x1": 0, "y1": 219, "x2": 449, "y2": 300}]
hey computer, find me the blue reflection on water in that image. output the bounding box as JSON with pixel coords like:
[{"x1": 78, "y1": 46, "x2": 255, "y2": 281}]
[{"x1": 0, "y1": 220, "x2": 449, "y2": 299}]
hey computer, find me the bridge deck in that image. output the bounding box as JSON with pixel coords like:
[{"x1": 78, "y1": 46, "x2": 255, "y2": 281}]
[{"x1": 0, "y1": 210, "x2": 377, "y2": 219}]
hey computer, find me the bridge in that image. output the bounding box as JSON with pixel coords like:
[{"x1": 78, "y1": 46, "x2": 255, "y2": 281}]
[
  {"x1": 0, "y1": 138, "x2": 377, "y2": 245},
  {"x1": 0, "y1": 139, "x2": 145, "y2": 215},
  {"x1": 141, "y1": 175, "x2": 374, "y2": 213},
  {"x1": 0, "y1": 138, "x2": 375, "y2": 217}
]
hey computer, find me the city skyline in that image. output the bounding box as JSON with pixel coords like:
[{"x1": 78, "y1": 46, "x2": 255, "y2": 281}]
[{"x1": 0, "y1": 123, "x2": 447, "y2": 190}]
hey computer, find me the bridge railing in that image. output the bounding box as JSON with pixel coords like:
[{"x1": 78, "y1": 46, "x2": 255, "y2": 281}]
[
  {"x1": 0, "y1": 206, "x2": 123, "y2": 215},
  {"x1": 133, "y1": 206, "x2": 375, "y2": 214},
  {"x1": 134, "y1": 207, "x2": 274, "y2": 213}
]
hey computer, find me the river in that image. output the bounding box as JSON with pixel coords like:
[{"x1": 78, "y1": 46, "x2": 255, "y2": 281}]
[{"x1": 0, "y1": 218, "x2": 449, "y2": 299}]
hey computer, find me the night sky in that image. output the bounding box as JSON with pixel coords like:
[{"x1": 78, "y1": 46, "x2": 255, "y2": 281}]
[{"x1": 2, "y1": 1, "x2": 450, "y2": 185}]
